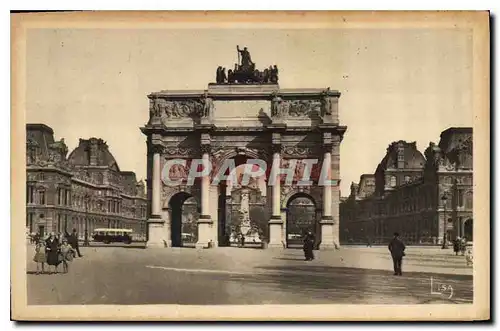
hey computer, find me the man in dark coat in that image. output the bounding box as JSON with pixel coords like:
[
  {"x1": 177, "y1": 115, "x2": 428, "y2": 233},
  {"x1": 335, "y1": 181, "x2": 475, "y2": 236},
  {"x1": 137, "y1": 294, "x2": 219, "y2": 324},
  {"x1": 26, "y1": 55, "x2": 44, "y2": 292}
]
[
  {"x1": 388, "y1": 232, "x2": 405, "y2": 275},
  {"x1": 303, "y1": 231, "x2": 315, "y2": 261},
  {"x1": 65, "y1": 228, "x2": 83, "y2": 257}
]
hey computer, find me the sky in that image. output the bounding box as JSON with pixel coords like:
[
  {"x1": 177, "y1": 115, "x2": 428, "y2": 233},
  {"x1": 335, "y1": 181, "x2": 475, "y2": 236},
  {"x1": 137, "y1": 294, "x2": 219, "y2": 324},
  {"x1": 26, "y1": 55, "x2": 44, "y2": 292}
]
[{"x1": 26, "y1": 27, "x2": 473, "y2": 195}]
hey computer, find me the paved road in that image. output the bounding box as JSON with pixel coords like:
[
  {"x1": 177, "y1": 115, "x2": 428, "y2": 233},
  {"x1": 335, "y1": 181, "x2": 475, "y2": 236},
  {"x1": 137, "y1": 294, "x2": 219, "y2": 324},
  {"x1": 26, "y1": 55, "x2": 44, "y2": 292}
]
[{"x1": 27, "y1": 245, "x2": 473, "y2": 305}]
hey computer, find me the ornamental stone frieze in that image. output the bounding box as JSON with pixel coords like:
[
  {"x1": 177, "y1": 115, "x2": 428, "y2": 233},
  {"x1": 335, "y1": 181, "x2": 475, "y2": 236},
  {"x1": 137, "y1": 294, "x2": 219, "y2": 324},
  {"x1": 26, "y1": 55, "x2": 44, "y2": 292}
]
[
  {"x1": 282, "y1": 146, "x2": 322, "y2": 158},
  {"x1": 163, "y1": 146, "x2": 198, "y2": 158}
]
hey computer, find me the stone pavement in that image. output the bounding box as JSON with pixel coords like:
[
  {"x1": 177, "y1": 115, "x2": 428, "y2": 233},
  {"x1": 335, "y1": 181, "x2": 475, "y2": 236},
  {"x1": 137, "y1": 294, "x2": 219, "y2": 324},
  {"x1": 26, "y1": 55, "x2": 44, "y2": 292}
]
[
  {"x1": 26, "y1": 244, "x2": 473, "y2": 305},
  {"x1": 318, "y1": 245, "x2": 472, "y2": 276}
]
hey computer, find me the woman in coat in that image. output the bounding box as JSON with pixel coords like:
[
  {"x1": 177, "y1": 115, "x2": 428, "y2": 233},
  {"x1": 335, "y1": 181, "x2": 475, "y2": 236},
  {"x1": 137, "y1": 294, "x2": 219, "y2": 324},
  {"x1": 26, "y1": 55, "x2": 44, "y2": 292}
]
[{"x1": 45, "y1": 232, "x2": 61, "y2": 273}]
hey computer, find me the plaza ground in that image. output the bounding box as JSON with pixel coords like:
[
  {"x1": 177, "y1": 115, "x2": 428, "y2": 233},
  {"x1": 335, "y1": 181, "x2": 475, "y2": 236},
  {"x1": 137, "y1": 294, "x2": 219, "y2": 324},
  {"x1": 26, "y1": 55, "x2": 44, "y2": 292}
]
[{"x1": 27, "y1": 244, "x2": 473, "y2": 305}]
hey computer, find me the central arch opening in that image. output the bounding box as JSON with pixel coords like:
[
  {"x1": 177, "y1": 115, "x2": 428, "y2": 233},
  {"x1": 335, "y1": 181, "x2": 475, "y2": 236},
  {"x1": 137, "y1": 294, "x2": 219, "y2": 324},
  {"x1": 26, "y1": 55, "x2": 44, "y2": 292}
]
[
  {"x1": 286, "y1": 193, "x2": 317, "y2": 248},
  {"x1": 217, "y1": 154, "x2": 268, "y2": 248},
  {"x1": 169, "y1": 192, "x2": 199, "y2": 247}
]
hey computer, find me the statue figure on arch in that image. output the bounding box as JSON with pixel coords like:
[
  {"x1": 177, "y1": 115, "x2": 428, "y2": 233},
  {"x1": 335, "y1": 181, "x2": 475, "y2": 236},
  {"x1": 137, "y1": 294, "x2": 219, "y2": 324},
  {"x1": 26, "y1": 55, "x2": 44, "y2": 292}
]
[{"x1": 237, "y1": 45, "x2": 255, "y2": 72}]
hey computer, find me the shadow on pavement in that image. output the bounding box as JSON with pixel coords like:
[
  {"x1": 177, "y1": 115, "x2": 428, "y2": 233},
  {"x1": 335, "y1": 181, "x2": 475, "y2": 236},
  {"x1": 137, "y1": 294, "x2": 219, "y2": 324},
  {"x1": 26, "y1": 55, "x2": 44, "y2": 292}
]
[
  {"x1": 86, "y1": 244, "x2": 146, "y2": 249},
  {"x1": 209, "y1": 264, "x2": 474, "y2": 304},
  {"x1": 256, "y1": 265, "x2": 474, "y2": 280}
]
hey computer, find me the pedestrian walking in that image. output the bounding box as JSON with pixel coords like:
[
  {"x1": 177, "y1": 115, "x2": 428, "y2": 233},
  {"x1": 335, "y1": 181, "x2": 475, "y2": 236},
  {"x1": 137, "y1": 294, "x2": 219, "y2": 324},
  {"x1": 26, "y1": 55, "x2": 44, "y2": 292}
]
[
  {"x1": 59, "y1": 239, "x2": 76, "y2": 273},
  {"x1": 388, "y1": 232, "x2": 406, "y2": 276},
  {"x1": 303, "y1": 231, "x2": 315, "y2": 261},
  {"x1": 453, "y1": 237, "x2": 461, "y2": 255},
  {"x1": 33, "y1": 240, "x2": 46, "y2": 274},
  {"x1": 65, "y1": 228, "x2": 83, "y2": 257}
]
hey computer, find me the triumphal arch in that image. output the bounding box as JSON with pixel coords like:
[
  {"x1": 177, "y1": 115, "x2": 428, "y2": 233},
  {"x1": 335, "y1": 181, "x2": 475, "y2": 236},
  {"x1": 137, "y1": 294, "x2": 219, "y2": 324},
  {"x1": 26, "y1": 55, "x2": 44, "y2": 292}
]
[{"x1": 141, "y1": 47, "x2": 347, "y2": 249}]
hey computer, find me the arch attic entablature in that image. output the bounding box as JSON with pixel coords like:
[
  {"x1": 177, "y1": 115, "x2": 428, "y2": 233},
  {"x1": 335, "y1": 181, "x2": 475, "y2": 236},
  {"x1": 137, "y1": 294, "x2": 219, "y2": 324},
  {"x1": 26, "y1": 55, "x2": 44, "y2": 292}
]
[{"x1": 142, "y1": 84, "x2": 344, "y2": 135}]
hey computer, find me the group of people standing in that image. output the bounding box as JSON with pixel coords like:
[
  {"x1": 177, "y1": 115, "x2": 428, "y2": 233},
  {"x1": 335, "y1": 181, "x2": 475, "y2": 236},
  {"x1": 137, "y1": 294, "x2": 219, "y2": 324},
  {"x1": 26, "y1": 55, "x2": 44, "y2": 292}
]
[
  {"x1": 453, "y1": 237, "x2": 468, "y2": 256},
  {"x1": 32, "y1": 229, "x2": 83, "y2": 274}
]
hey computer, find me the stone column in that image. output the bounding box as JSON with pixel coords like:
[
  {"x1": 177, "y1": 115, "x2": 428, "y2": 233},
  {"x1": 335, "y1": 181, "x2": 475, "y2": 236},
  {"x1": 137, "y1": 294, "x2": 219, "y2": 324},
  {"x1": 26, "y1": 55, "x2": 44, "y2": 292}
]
[
  {"x1": 320, "y1": 145, "x2": 335, "y2": 250},
  {"x1": 196, "y1": 145, "x2": 213, "y2": 248},
  {"x1": 147, "y1": 145, "x2": 166, "y2": 248},
  {"x1": 210, "y1": 185, "x2": 219, "y2": 247},
  {"x1": 268, "y1": 145, "x2": 284, "y2": 248}
]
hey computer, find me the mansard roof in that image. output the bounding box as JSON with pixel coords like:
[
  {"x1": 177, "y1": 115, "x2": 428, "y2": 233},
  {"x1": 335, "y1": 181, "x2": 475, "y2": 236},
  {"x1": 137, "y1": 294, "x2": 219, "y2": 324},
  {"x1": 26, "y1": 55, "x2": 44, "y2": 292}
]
[
  {"x1": 68, "y1": 137, "x2": 120, "y2": 171},
  {"x1": 376, "y1": 140, "x2": 426, "y2": 172},
  {"x1": 26, "y1": 124, "x2": 56, "y2": 161}
]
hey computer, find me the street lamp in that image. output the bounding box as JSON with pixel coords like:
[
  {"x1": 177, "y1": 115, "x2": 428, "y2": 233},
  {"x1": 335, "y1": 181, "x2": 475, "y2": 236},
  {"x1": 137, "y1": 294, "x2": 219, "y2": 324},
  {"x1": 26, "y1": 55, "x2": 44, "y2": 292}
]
[
  {"x1": 84, "y1": 193, "x2": 90, "y2": 247},
  {"x1": 441, "y1": 193, "x2": 449, "y2": 249}
]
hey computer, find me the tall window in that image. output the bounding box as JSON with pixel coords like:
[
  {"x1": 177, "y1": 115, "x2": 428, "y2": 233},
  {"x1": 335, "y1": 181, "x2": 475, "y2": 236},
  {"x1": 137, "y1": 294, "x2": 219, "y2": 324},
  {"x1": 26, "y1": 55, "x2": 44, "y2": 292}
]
[
  {"x1": 26, "y1": 184, "x2": 34, "y2": 204},
  {"x1": 39, "y1": 190, "x2": 45, "y2": 205},
  {"x1": 465, "y1": 192, "x2": 473, "y2": 209},
  {"x1": 27, "y1": 213, "x2": 33, "y2": 233},
  {"x1": 65, "y1": 189, "x2": 70, "y2": 205},
  {"x1": 390, "y1": 176, "x2": 397, "y2": 187},
  {"x1": 457, "y1": 189, "x2": 464, "y2": 207},
  {"x1": 57, "y1": 214, "x2": 61, "y2": 232}
]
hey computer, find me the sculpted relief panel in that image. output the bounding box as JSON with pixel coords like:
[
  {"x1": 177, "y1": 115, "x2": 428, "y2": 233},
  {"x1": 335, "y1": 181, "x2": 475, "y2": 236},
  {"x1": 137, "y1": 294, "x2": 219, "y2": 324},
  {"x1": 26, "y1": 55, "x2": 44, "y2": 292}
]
[
  {"x1": 149, "y1": 96, "x2": 214, "y2": 124},
  {"x1": 271, "y1": 97, "x2": 321, "y2": 119}
]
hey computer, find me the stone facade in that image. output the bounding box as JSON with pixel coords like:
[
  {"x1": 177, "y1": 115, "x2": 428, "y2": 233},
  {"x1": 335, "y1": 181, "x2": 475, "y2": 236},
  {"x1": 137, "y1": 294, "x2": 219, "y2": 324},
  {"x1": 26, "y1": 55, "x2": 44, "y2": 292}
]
[
  {"x1": 141, "y1": 83, "x2": 347, "y2": 249},
  {"x1": 26, "y1": 124, "x2": 147, "y2": 240},
  {"x1": 340, "y1": 128, "x2": 473, "y2": 245}
]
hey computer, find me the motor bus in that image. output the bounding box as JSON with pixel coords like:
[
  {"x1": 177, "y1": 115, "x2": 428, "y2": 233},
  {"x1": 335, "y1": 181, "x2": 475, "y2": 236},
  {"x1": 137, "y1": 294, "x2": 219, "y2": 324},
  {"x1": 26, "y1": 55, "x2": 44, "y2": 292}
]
[{"x1": 92, "y1": 228, "x2": 133, "y2": 244}]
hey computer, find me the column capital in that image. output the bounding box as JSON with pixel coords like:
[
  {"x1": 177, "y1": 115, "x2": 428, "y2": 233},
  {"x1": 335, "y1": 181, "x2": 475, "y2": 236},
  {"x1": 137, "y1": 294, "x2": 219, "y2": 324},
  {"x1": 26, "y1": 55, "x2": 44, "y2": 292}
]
[
  {"x1": 271, "y1": 144, "x2": 282, "y2": 154},
  {"x1": 200, "y1": 144, "x2": 211, "y2": 154},
  {"x1": 322, "y1": 143, "x2": 333, "y2": 154},
  {"x1": 149, "y1": 144, "x2": 164, "y2": 154}
]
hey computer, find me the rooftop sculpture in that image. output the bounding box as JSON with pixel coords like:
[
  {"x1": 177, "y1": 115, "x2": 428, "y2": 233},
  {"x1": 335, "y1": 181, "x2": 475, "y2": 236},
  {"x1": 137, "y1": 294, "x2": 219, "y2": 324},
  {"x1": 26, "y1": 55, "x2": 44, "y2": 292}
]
[{"x1": 215, "y1": 45, "x2": 278, "y2": 85}]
